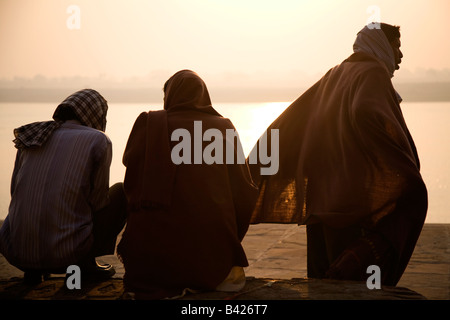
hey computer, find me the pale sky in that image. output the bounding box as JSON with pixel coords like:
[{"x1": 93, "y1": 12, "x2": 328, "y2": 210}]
[{"x1": 1, "y1": 0, "x2": 449, "y2": 87}]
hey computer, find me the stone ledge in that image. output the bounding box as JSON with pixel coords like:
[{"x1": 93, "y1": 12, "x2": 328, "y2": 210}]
[{"x1": 0, "y1": 276, "x2": 426, "y2": 300}]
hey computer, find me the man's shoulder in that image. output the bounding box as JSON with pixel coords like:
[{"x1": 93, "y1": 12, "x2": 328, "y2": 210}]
[
  {"x1": 60, "y1": 122, "x2": 111, "y2": 143},
  {"x1": 341, "y1": 52, "x2": 390, "y2": 76}
]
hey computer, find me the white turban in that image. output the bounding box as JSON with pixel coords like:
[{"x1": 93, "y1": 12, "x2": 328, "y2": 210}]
[{"x1": 353, "y1": 25, "x2": 396, "y2": 78}]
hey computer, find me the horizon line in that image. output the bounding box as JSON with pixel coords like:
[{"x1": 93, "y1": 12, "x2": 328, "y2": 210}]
[{"x1": 0, "y1": 82, "x2": 450, "y2": 103}]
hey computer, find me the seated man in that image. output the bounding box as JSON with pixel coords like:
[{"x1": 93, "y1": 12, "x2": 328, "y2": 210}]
[
  {"x1": 117, "y1": 70, "x2": 258, "y2": 299},
  {"x1": 0, "y1": 89, "x2": 127, "y2": 284},
  {"x1": 248, "y1": 23, "x2": 427, "y2": 286}
]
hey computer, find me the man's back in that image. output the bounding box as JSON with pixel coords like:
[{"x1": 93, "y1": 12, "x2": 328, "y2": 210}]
[{"x1": 2, "y1": 121, "x2": 112, "y2": 269}]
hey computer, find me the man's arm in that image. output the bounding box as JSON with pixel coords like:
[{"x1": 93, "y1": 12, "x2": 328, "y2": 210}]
[
  {"x1": 10, "y1": 149, "x2": 22, "y2": 196},
  {"x1": 89, "y1": 136, "x2": 113, "y2": 212}
]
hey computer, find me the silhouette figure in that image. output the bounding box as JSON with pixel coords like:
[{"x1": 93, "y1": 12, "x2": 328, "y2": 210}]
[
  {"x1": 0, "y1": 89, "x2": 127, "y2": 284},
  {"x1": 248, "y1": 23, "x2": 427, "y2": 286},
  {"x1": 117, "y1": 70, "x2": 258, "y2": 299}
]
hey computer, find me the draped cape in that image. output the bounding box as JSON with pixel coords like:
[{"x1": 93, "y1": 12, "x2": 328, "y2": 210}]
[
  {"x1": 248, "y1": 53, "x2": 427, "y2": 281},
  {"x1": 122, "y1": 110, "x2": 176, "y2": 209}
]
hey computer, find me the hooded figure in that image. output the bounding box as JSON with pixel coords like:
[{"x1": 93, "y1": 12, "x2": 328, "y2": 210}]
[
  {"x1": 248, "y1": 24, "x2": 427, "y2": 286},
  {"x1": 0, "y1": 89, "x2": 126, "y2": 283},
  {"x1": 118, "y1": 70, "x2": 258, "y2": 299}
]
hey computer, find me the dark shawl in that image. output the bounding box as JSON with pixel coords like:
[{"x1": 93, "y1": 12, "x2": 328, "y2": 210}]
[
  {"x1": 248, "y1": 53, "x2": 427, "y2": 282},
  {"x1": 118, "y1": 70, "x2": 258, "y2": 299}
]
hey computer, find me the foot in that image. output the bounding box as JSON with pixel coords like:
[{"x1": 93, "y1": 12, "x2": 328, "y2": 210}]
[
  {"x1": 81, "y1": 260, "x2": 116, "y2": 281},
  {"x1": 23, "y1": 271, "x2": 43, "y2": 285}
]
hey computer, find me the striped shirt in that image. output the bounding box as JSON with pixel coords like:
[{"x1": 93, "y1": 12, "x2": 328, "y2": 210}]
[{"x1": 0, "y1": 120, "x2": 112, "y2": 269}]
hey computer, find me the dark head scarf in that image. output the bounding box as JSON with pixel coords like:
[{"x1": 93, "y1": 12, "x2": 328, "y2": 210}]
[
  {"x1": 163, "y1": 69, "x2": 221, "y2": 116},
  {"x1": 13, "y1": 89, "x2": 108, "y2": 149}
]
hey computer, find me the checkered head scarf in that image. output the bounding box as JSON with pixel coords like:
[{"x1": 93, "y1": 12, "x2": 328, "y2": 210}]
[{"x1": 13, "y1": 89, "x2": 108, "y2": 149}]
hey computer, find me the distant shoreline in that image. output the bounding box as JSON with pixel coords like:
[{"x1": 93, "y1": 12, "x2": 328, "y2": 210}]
[
  {"x1": 1, "y1": 82, "x2": 450, "y2": 103},
  {"x1": 1, "y1": 219, "x2": 449, "y2": 227}
]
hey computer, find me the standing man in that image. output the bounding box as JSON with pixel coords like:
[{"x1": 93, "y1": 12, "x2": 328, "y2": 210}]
[
  {"x1": 0, "y1": 89, "x2": 127, "y2": 284},
  {"x1": 248, "y1": 23, "x2": 427, "y2": 286}
]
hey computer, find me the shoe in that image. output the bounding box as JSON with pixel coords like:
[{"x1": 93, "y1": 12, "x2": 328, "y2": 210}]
[
  {"x1": 81, "y1": 260, "x2": 116, "y2": 281},
  {"x1": 23, "y1": 271, "x2": 43, "y2": 285},
  {"x1": 24, "y1": 268, "x2": 60, "y2": 285}
]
